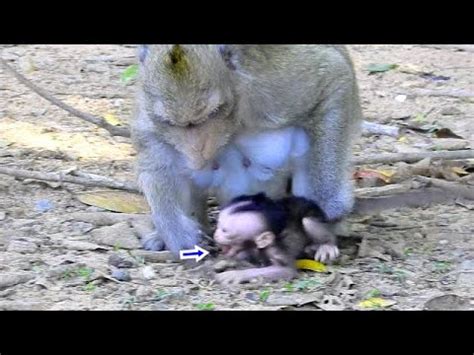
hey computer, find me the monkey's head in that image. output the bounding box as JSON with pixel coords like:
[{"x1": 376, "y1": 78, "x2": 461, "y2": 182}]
[
  {"x1": 214, "y1": 193, "x2": 288, "y2": 254},
  {"x1": 138, "y1": 45, "x2": 240, "y2": 170}
]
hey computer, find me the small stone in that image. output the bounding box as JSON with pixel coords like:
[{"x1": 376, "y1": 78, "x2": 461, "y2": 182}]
[
  {"x1": 395, "y1": 95, "x2": 407, "y2": 102},
  {"x1": 245, "y1": 292, "x2": 259, "y2": 303},
  {"x1": 213, "y1": 259, "x2": 237, "y2": 272},
  {"x1": 11, "y1": 219, "x2": 37, "y2": 229},
  {"x1": 0, "y1": 301, "x2": 46, "y2": 310},
  {"x1": 424, "y1": 294, "x2": 471, "y2": 310},
  {"x1": 0, "y1": 212, "x2": 6, "y2": 221},
  {"x1": 156, "y1": 279, "x2": 178, "y2": 287},
  {"x1": 111, "y1": 269, "x2": 131, "y2": 282},
  {"x1": 439, "y1": 240, "x2": 449, "y2": 245},
  {"x1": 440, "y1": 107, "x2": 462, "y2": 116},
  {"x1": 63, "y1": 240, "x2": 108, "y2": 251},
  {"x1": 458, "y1": 259, "x2": 474, "y2": 272},
  {"x1": 108, "y1": 253, "x2": 136, "y2": 268},
  {"x1": 131, "y1": 250, "x2": 176, "y2": 263},
  {"x1": 428, "y1": 139, "x2": 469, "y2": 151},
  {"x1": 0, "y1": 272, "x2": 35, "y2": 290},
  {"x1": 135, "y1": 286, "x2": 154, "y2": 301},
  {"x1": 7, "y1": 240, "x2": 38, "y2": 254},
  {"x1": 266, "y1": 293, "x2": 322, "y2": 306},
  {"x1": 90, "y1": 222, "x2": 141, "y2": 249},
  {"x1": 142, "y1": 266, "x2": 156, "y2": 280}
]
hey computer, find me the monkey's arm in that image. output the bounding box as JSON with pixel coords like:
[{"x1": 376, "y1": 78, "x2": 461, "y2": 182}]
[
  {"x1": 215, "y1": 266, "x2": 296, "y2": 285},
  {"x1": 293, "y1": 77, "x2": 362, "y2": 222},
  {"x1": 132, "y1": 114, "x2": 207, "y2": 255}
]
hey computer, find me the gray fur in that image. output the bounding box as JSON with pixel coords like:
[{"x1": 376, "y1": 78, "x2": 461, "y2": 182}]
[{"x1": 131, "y1": 45, "x2": 362, "y2": 255}]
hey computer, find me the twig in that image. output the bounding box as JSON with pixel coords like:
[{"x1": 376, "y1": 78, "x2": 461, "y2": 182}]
[
  {"x1": 399, "y1": 88, "x2": 474, "y2": 98},
  {"x1": 416, "y1": 176, "x2": 474, "y2": 200},
  {"x1": 416, "y1": 45, "x2": 474, "y2": 53},
  {"x1": 0, "y1": 166, "x2": 139, "y2": 192},
  {"x1": 361, "y1": 121, "x2": 400, "y2": 137},
  {"x1": 0, "y1": 57, "x2": 130, "y2": 138},
  {"x1": 353, "y1": 149, "x2": 474, "y2": 166},
  {"x1": 355, "y1": 183, "x2": 411, "y2": 198},
  {"x1": 352, "y1": 187, "x2": 458, "y2": 215}
]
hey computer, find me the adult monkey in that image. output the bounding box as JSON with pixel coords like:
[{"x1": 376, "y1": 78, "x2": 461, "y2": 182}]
[{"x1": 131, "y1": 45, "x2": 362, "y2": 255}]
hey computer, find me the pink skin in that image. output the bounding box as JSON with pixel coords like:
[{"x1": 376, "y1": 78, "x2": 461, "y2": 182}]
[
  {"x1": 215, "y1": 266, "x2": 296, "y2": 285},
  {"x1": 213, "y1": 205, "x2": 267, "y2": 256}
]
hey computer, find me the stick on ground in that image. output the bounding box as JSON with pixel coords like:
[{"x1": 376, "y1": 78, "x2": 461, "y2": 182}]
[
  {"x1": 353, "y1": 149, "x2": 474, "y2": 166},
  {"x1": 0, "y1": 57, "x2": 130, "y2": 138},
  {"x1": 0, "y1": 166, "x2": 139, "y2": 192},
  {"x1": 361, "y1": 121, "x2": 400, "y2": 137}
]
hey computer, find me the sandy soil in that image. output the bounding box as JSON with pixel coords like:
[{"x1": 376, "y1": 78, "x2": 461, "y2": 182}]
[{"x1": 0, "y1": 45, "x2": 473, "y2": 310}]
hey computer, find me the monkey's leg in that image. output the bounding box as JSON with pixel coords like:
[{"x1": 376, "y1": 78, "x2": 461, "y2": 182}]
[
  {"x1": 138, "y1": 170, "x2": 204, "y2": 255},
  {"x1": 302, "y1": 217, "x2": 340, "y2": 263},
  {"x1": 215, "y1": 266, "x2": 296, "y2": 285},
  {"x1": 293, "y1": 88, "x2": 361, "y2": 222}
]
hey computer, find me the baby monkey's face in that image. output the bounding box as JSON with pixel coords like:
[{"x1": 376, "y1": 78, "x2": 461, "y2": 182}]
[{"x1": 213, "y1": 208, "x2": 267, "y2": 251}]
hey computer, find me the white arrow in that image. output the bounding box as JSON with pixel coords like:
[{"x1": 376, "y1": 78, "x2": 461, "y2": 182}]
[{"x1": 179, "y1": 245, "x2": 209, "y2": 262}]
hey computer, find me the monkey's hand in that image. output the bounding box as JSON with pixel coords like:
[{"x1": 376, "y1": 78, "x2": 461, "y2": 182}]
[
  {"x1": 313, "y1": 244, "x2": 340, "y2": 263},
  {"x1": 143, "y1": 213, "x2": 202, "y2": 256}
]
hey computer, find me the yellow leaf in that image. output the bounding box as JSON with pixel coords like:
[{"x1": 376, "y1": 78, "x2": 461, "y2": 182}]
[
  {"x1": 357, "y1": 297, "x2": 396, "y2": 309},
  {"x1": 103, "y1": 113, "x2": 123, "y2": 126},
  {"x1": 295, "y1": 259, "x2": 327, "y2": 272},
  {"x1": 451, "y1": 167, "x2": 469, "y2": 176},
  {"x1": 363, "y1": 168, "x2": 395, "y2": 183},
  {"x1": 76, "y1": 190, "x2": 150, "y2": 213},
  {"x1": 398, "y1": 136, "x2": 408, "y2": 143}
]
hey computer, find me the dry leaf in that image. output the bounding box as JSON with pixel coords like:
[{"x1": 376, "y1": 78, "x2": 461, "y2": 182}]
[
  {"x1": 357, "y1": 297, "x2": 396, "y2": 309},
  {"x1": 434, "y1": 128, "x2": 464, "y2": 139},
  {"x1": 76, "y1": 190, "x2": 150, "y2": 213},
  {"x1": 295, "y1": 259, "x2": 327, "y2": 272},
  {"x1": 354, "y1": 169, "x2": 394, "y2": 184},
  {"x1": 398, "y1": 136, "x2": 408, "y2": 143},
  {"x1": 103, "y1": 113, "x2": 123, "y2": 126},
  {"x1": 451, "y1": 167, "x2": 469, "y2": 176}
]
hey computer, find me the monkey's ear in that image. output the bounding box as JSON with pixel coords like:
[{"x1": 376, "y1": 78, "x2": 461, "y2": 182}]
[
  {"x1": 138, "y1": 45, "x2": 149, "y2": 63},
  {"x1": 255, "y1": 231, "x2": 275, "y2": 249},
  {"x1": 218, "y1": 45, "x2": 238, "y2": 70}
]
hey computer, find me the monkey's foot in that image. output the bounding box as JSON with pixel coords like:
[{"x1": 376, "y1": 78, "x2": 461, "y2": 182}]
[
  {"x1": 314, "y1": 244, "x2": 340, "y2": 263},
  {"x1": 142, "y1": 231, "x2": 166, "y2": 251}
]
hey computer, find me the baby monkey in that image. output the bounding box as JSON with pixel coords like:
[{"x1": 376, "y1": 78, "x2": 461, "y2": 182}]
[{"x1": 213, "y1": 193, "x2": 339, "y2": 285}]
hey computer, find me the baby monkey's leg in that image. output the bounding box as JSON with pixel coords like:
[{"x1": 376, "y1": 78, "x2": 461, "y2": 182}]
[
  {"x1": 302, "y1": 217, "x2": 340, "y2": 263},
  {"x1": 215, "y1": 266, "x2": 296, "y2": 285}
]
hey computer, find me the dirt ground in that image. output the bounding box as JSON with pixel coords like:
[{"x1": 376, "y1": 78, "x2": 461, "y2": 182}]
[{"x1": 0, "y1": 45, "x2": 473, "y2": 310}]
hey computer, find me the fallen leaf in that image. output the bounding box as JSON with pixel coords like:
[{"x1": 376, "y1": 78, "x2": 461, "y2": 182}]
[
  {"x1": 295, "y1": 259, "x2": 327, "y2": 272},
  {"x1": 266, "y1": 292, "x2": 323, "y2": 306},
  {"x1": 103, "y1": 113, "x2": 123, "y2": 126},
  {"x1": 367, "y1": 63, "x2": 398, "y2": 74},
  {"x1": 420, "y1": 73, "x2": 451, "y2": 81},
  {"x1": 75, "y1": 191, "x2": 150, "y2": 213},
  {"x1": 434, "y1": 127, "x2": 464, "y2": 139},
  {"x1": 354, "y1": 169, "x2": 393, "y2": 184},
  {"x1": 120, "y1": 64, "x2": 138, "y2": 84},
  {"x1": 357, "y1": 297, "x2": 396, "y2": 309},
  {"x1": 451, "y1": 167, "x2": 469, "y2": 176},
  {"x1": 397, "y1": 63, "x2": 424, "y2": 75}
]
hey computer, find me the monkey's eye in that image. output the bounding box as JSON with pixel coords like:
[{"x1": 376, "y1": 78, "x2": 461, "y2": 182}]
[{"x1": 208, "y1": 103, "x2": 228, "y2": 119}]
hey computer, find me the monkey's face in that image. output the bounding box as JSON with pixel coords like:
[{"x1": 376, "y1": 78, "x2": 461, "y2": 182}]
[
  {"x1": 139, "y1": 45, "x2": 240, "y2": 170},
  {"x1": 214, "y1": 209, "x2": 267, "y2": 248}
]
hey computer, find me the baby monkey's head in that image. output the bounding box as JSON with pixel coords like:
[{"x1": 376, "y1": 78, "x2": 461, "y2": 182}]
[{"x1": 214, "y1": 193, "x2": 288, "y2": 255}]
